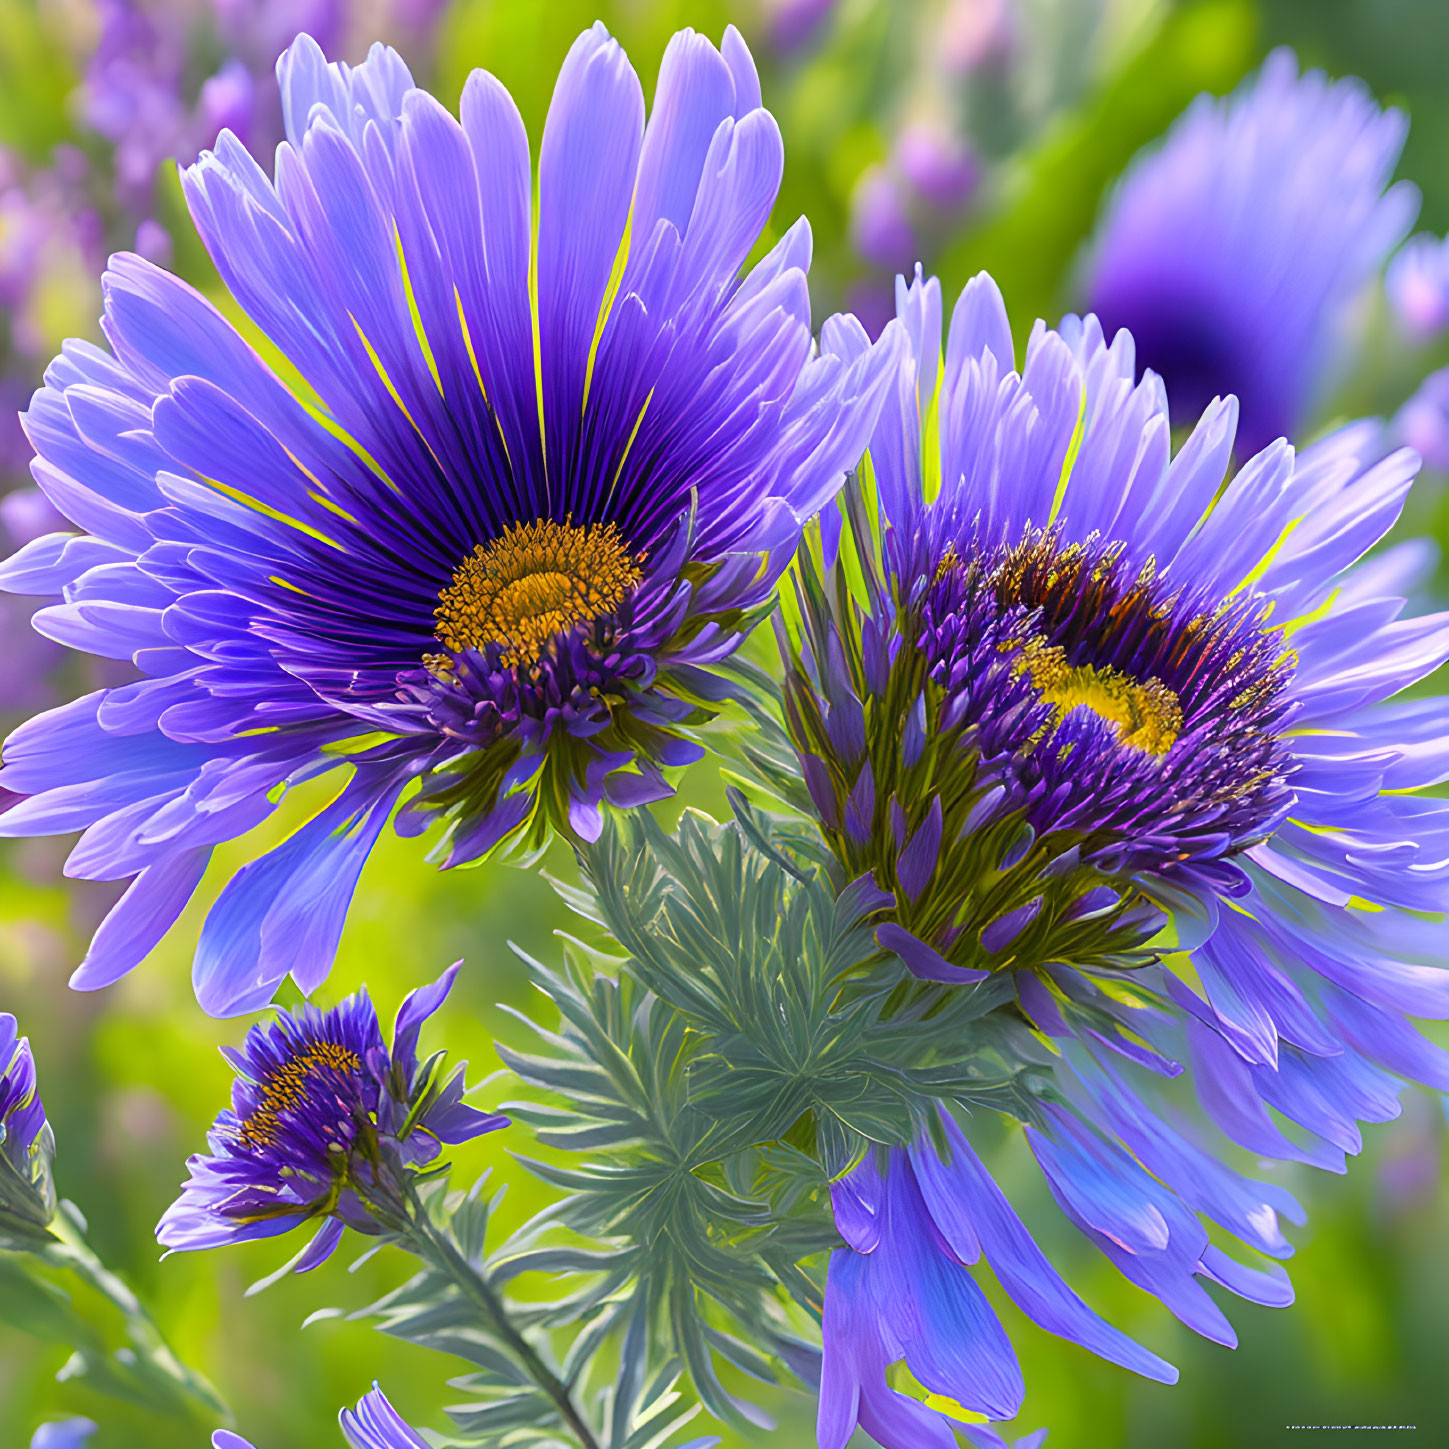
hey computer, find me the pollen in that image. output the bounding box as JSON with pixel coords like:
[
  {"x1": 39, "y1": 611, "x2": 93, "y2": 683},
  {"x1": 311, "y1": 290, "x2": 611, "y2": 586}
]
[
  {"x1": 1019, "y1": 641, "x2": 1182, "y2": 756},
  {"x1": 433, "y1": 517, "x2": 643, "y2": 666},
  {"x1": 237, "y1": 1040, "x2": 363, "y2": 1151}
]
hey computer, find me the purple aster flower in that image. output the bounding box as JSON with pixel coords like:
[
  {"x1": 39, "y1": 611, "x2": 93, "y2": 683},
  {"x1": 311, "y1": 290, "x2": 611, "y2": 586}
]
[
  {"x1": 788, "y1": 267, "x2": 1449, "y2": 1428},
  {"x1": 1083, "y1": 49, "x2": 1417, "y2": 454},
  {"x1": 1387, "y1": 232, "x2": 1449, "y2": 342},
  {"x1": 0, "y1": 27, "x2": 901, "y2": 1016},
  {"x1": 157, "y1": 962, "x2": 504, "y2": 1270},
  {"x1": 0, "y1": 1011, "x2": 55, "y2": 1240},
  {"x1": 214, "y1": 1384, "x2": 426, "y2": 1449}
]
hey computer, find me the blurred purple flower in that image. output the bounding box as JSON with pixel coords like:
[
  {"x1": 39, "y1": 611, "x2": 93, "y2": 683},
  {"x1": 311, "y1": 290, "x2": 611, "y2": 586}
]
[
  {"x1": 762, "y1": 0, "x2": 839, "y2": 53},
  {"x1": 197, "y1": 58, "x2": 256, "y2": 150},
  {"x1": 30, "y1": 1421, "x2": 97, "y2": 1449},
  {"x1": 214, "y1": 1384, "x2": 427, "y2": 1449},
  {"x1": 939, "y1": 0, "x2": 1015, "y2": 76},
  {"x1": 0, "y1": 158, "x2": 103, "y2": 366},
  {"x1": 81, "y1": 0, "x2": 196, "y2": 220},
  {"x1": 896, "y1": 123, "x2": 980, "y2": 212},
  {"x1": 852, "y1": 165, "x2": 918, "y2": 271},
  {"x1": 1084, "y1": 49, "x2": 1416, "y2": 453},
  {"x1": 1396, "y1": 365, "x2": 1449, "y2": 471},
  {"x1": 1387, "y1": 233, "x2": 1449, "y2": 343},
  {"x1": 1, "y1": 490, "x2": 66, "y2": 547}
]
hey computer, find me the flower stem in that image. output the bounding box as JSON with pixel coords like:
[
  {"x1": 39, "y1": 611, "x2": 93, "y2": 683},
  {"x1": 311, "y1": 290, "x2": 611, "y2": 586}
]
[
  {"x1": 45, "y1": 1200, "x2": 227, "y2": 1420},
  {"x1": 403, "y1": 1191, "x2": 601, "y2": 1449}
]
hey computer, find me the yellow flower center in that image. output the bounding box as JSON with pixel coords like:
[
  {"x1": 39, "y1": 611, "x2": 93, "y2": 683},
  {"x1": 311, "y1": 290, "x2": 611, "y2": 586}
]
[
  {"x1": 1019, "y1": 641, "x2": 1181, "y2": 756},
  {"x1": 432, "y1": 518, "x2": 643, "y2": 667},
  {"x1": 237, "y1": 1040, "x2": 363, "y2": 1150}
]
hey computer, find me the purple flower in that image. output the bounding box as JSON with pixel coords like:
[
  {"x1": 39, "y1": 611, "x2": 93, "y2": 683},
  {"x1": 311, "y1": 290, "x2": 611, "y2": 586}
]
[
  {"x1": 851, "y1": 166, "x2": 918, "y2": 272},
  {"x1": 761, "y1": 0, "x2": 840, "y2": 52},
  {"x1": 30, "y1": 1422, "x2": 97, "y2": 1449},
  {"x1": 895, "y1": 123, "x2": 979, "y2": 212},
  {"x1": 1387, "y1": 232, "x2": 1449, "y2": 342},
  {"x1": 0, "y1": 1011, "x2": 55, "y2": 1238},
  {"x1": 81, "y1": 0, "x2": 197, "y2": 220},
  {"x1": 0, "y1": 27, "x2": 901, "y2": 1015},
  {"x1": 157, "y1": 963, "x2": 504, "y2": 1270},
  {"x1": 214, "y1": 1384, "x2": 427, "y2": 1449},
  {"x1": 1396, "y1": 365, "x2": 1449, "y2": 471},
  {"x1": 1084, "y1": 49, "x2": 1416, "y2": 454},
  {"x1": 938, "y1": 0, "x2": 1015, "y2": 76},
  {"x1": 821, "y1": 1117, "x2": 1151, "y2": 1448},
  {"x1": 788, "y1": 266, "x2": 1449, "y2": 1425}
]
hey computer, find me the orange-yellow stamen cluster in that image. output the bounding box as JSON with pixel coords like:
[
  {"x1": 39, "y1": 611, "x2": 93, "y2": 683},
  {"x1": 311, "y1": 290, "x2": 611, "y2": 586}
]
[
  {"x1": 237, "y1": 1040, "x2": 363, "y2": 1150},
  {"x1": 1017, "y1": 639, "x2": 1182, "y2": 756},
  {"x1": 432, "y1": 518, "x2": 642, "y2": 667}
]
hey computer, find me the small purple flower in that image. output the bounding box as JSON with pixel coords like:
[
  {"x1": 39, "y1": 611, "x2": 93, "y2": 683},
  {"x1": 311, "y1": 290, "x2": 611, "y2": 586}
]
[
  {"x1": 0, "y1": 1011, "x2": 55, "y2": 1238},
  {"x1": 1387, "y1": 232, "x2": 1449, "y2": 342},
  {"x1": 1084, "y1": 49, "x2": 1416, "y2": 454},
  {"x1": 157, "y1": 963, "x2": 504, "y2": 1270},
  {"x1": 761, "y1": 0, "x2": 840, "y2": 52},
  {"x1": 30, "y1": 1422, "x2": 97, "y2": 1449},
  {"x1": 938, "y1": 0, "x2": 1015, "y2": 76},
  {"x1": 1395, "y1": 365, "x2": 1449, "y2": 471},
  {"x1": 214, "y1": 1384, "x2": 427, "y2": 1449},
  {"x1": 851, "y1": 165, "x2": 918, "y2": 272},
  {"x1": 0, "y1": 26, "x2": 900, "y2": 1016},
  {"x1": 895, "y1": 123, "x2": 979, "y2": 212}
]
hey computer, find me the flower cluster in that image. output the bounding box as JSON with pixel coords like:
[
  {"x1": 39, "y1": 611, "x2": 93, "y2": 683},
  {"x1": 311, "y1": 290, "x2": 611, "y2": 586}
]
[
  {"x1": 4, "y1": 17, "x2": 1449, "y2": 1449},
  {"x1": 159, "y1": 963, "x2": 503, "y2": 1269}
]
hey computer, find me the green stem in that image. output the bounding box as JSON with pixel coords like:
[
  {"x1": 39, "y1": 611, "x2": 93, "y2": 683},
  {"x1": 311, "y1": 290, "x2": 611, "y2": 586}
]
[
  {"x1": 46, "y1": 1202, "x2": 226, "y2": 1420},
  {"x1": 403, "y1": 1191, "x2": 601, "y2": 1449}
]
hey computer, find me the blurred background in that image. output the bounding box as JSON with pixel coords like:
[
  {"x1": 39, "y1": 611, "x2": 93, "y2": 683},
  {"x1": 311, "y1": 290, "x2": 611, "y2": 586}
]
[{"x1": 1, "y1": 1, "x2": 1447, "y2": 1446}]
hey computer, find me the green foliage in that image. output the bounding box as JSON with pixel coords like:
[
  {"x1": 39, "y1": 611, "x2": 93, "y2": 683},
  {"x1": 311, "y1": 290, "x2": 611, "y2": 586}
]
[
  {"x1": 0, "y1": 1201, "x2": 224, "y2": 1425},
  {"x1": 485, "y1": 806, "x2": 1055, "y2": 1437},
  {"x1": 940, "y1": 0, "x2": 1260, "y2": 344}
]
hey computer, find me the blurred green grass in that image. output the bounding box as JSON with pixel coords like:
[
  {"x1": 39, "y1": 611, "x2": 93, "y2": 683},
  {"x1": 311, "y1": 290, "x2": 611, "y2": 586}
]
[{"x1": 3, "y1": 1, "x2": 1449, "y2": 1446}]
